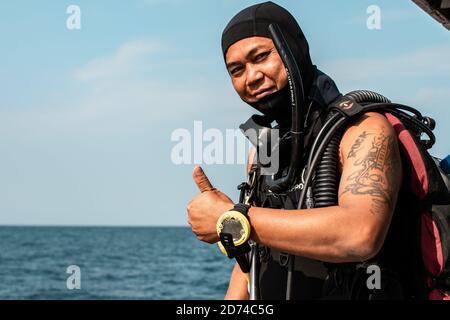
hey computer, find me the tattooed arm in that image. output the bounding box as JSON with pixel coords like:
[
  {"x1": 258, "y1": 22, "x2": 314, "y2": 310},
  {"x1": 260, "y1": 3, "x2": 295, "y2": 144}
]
[
  {"x1": 340, "y1": 125, "x2": 397, "y2": 216},
  {"x1": 336, "y1": 112, "x2": 402, "y2": 258},
  {"x1": 245, "y1": 112, "x2": 402, "y2": 263}
]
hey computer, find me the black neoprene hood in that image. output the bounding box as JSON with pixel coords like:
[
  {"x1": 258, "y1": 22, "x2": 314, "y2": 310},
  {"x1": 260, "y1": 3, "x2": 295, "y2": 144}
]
[{"x1": 221, "y1": 1, "x2": 315, "y2": 93}]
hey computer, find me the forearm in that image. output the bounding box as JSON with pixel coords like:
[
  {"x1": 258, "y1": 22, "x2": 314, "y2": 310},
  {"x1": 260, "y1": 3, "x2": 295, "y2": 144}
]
[
  {"x1": 224, "y1": 263, "x2": 249, "y2": 300},
  {"x1": 247, "y1": 205, "x2": 381, "y2": 263}
]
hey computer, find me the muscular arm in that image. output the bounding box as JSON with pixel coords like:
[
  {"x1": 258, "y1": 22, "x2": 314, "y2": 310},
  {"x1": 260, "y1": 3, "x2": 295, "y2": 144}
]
[{"x1": 246, "y1": 112, "x2": 402, "y2": 263}]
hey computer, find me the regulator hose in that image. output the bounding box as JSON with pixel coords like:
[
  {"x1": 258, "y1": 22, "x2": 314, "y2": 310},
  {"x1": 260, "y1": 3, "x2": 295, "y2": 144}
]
[
  {"x1": 345, "y1": 90, "x2": 391, "y2": 104},
  {"x1": 313, "y1": 127, "x2": 343, "y2": 208}
]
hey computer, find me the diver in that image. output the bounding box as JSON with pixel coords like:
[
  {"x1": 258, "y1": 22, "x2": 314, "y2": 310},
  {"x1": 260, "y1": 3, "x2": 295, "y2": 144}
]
[{"x1": 187, "y1": 1, "x2": 448, "y2": 300}]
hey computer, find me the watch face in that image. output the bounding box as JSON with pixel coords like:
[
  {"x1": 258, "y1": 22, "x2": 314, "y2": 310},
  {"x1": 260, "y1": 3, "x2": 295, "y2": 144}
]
[
  {"x1": 217, "y1": 210, "x2": 251, "y2": 246},
  {"x1": 221, "y1": 218, "x2": 245, "y2": 243}
]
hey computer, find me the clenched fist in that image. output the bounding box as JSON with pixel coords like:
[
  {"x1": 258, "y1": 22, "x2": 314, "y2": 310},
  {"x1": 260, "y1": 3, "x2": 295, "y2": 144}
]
[{"x1": 187, "y1": 166, "x2": 234, "y2": 243}]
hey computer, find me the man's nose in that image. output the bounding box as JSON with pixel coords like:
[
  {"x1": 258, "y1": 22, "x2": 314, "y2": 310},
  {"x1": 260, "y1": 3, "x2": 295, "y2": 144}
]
[{"x1": 246, "y1": 64, "x2": 264, "y2": 89}]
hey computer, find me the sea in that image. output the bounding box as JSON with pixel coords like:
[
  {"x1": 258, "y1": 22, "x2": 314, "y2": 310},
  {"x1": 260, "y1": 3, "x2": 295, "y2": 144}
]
[{"x1": 0, "y1": 227, "x2": 235, "y2": 300}]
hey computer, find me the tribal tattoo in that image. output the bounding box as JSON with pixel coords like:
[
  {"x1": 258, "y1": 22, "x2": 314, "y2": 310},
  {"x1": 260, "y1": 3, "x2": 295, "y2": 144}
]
[
  {"x1": 340, "y1": 129, "x2": 397, "y2": 215},
  {"x1": 347, "y1": 131, "x2": 373, "y2": 159}
]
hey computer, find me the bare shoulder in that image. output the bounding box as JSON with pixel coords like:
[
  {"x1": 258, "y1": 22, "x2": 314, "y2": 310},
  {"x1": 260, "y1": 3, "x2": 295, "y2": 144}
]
[{"x1": 339, "y1": 112, "x2": 397, "y2": 168}]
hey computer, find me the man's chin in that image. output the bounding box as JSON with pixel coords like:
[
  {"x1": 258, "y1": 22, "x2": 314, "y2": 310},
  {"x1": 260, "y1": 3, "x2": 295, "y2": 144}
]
[
  {"x1": 241, "y1": 96, "x2": 259, "y2": 104},
  {"x1": 243, "y1": 94, "x2": 271, "y2": 105},
  {"x1": 255, "y1": 89, "x2": 277, "y2": 100}
]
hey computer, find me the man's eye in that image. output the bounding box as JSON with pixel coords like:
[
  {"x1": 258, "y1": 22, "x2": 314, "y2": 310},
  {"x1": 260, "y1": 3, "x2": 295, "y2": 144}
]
[
  {"x1": 230, "y1": 66, "x2": 243, "y2": 76},
  {"x1": 255, "y1": 52, "x2": 269, "y2": 62}
]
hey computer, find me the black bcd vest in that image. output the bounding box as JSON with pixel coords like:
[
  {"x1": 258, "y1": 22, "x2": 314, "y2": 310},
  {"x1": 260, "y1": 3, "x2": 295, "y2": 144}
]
[{"x1": 240, "y1": 71, "x2": 411, "y2": 300}]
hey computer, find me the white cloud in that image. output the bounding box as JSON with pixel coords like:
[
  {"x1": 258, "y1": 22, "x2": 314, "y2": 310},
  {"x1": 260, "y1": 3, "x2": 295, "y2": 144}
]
[
  {"x1": 0, "y1": 39, "x2": 241, "y2": 138},
  {"x1": 74, "y1": 40, "x2": 163, "y2": 81},
  {"x1": 319, "y1": 44, "x2": 450, "y2": 123},
  {"x1": 0, "y1": 80, "x2": 238, "y2": 138},
  {"x1": 321, "y1": 44, "x2": 450, "y2": 85},
  {"x1": 320, "y1": 45, "x2": 450, "y2": 158}
]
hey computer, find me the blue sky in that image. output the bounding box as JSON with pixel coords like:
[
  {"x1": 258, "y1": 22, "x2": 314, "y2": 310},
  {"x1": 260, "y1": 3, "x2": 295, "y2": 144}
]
[{"x1": 0, "y1": 0, "x2": 449, "y2": 226}]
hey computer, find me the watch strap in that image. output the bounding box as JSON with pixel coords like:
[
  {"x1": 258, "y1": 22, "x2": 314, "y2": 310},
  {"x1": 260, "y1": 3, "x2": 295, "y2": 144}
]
[{"x1": 231, "y1": 203, "x2": 250, "y2": 217}]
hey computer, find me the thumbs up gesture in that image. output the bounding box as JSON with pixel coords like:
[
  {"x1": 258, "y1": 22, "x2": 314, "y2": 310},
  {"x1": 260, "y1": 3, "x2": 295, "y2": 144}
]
[{"x1": 187, "y1": 166, "x2": 234, "y2": 243}]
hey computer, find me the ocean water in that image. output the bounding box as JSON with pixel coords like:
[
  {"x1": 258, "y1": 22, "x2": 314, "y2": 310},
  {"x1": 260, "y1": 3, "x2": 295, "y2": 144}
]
[{"x1": 0, "y1": 227, "x2": 235, "y2": 300}]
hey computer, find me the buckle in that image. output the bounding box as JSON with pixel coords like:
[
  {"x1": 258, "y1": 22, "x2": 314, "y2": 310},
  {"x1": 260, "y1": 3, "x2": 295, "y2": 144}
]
[
  {"x1": 258, "y1": 246, "x2": 271, "y2": 263},
  {"x1": 279, "y1": 252, "x2": 290, "y2": 267},
  {"x1": 238, "y1": 168, "x2": 257, "y2": 204}
]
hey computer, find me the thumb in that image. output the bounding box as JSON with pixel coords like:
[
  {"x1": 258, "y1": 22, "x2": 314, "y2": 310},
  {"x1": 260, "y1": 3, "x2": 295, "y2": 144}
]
[{"x1": 192, "y1": 166, "x2": 215, "y2": 193}]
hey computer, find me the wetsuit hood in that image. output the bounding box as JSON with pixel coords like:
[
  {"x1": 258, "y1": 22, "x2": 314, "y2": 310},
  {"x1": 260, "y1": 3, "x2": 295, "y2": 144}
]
[{"x1": 221, "y1": 1, "x2": 316, "y2": 128}]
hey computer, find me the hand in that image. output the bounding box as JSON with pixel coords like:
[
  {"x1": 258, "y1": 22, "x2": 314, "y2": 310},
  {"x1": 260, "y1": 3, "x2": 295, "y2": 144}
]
[{"x1": 187, "y1": 166, "x2": 234, "y2": 243}]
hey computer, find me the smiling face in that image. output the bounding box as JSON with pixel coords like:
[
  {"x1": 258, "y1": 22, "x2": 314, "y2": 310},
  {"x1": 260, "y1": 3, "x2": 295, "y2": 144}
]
[{"x1": 225, "y1": 36, "x2": 288, "y2": 104}]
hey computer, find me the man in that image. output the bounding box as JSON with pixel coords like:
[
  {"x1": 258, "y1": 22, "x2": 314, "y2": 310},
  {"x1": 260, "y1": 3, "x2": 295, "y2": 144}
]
[{"x1": 187, "y1": 1, "x2": 404, "y2": 300}]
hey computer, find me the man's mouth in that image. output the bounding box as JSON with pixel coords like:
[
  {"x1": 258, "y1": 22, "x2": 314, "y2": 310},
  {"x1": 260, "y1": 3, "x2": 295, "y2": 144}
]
[{"x1": 253, "y1": 87, "x2": 277, "y2": 100}]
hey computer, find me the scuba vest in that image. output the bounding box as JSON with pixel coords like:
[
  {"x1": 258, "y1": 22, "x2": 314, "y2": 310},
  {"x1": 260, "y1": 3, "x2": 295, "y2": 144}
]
[
  {"x1": 238, "y1": 72, "x2": 450, "y2": 300},
  {"x1": 240, "y1": 70, "x2": 341, "y2": 300}
]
